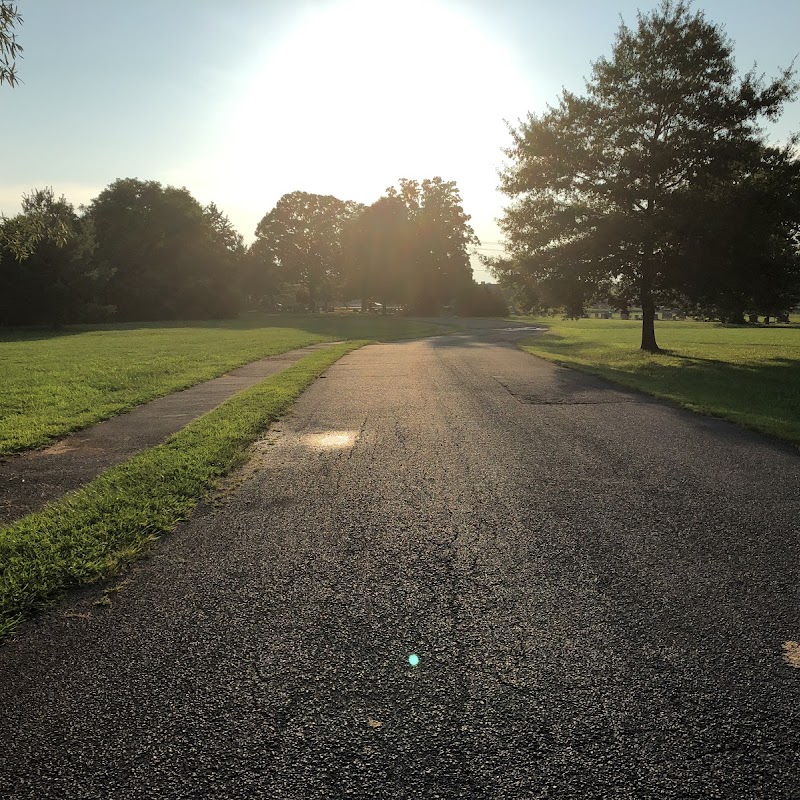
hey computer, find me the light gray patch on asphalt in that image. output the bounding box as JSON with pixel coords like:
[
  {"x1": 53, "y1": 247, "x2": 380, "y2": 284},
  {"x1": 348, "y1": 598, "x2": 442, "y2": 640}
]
[{"x1": 303, "y1": 431, "x2": 360, "y2": 450}]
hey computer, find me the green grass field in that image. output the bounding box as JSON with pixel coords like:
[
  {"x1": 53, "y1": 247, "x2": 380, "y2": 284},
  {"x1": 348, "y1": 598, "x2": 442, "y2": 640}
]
[
  {"x1": 0, "y1": 314, "x2": 447, "y2": 454},
  {"x1": 517, "y1": 317, "x2": 800, "y2": 445}
]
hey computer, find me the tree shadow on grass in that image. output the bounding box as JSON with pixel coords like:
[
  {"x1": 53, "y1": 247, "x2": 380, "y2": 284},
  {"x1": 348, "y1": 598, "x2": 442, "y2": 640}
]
[{"x1": 525, "y1": 334, "x2": 800, "y2": 446}]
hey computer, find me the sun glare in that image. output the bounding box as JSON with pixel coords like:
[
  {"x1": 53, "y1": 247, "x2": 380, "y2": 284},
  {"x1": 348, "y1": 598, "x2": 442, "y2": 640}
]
[{"x1": 222, "y1": 0, "x2": 530, "y2": 219}]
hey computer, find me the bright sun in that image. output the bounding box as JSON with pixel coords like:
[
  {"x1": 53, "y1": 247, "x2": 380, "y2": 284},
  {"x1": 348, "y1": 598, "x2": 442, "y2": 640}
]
[{"x1": 223, "y1": 0, "x2": 530, "y2": 219}]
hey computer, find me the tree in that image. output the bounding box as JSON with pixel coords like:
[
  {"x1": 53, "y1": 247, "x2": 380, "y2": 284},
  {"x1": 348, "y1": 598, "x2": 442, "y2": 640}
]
[
  {"x1": 88, "y1": 179, "x2": 241, "y2": 320},
  {"x1": 342, "y1": 196, "x2": 412, "y2": 312},
  {"x1": 254, "y1": 191, "x2": 362, "y2": 311},
  {"x1": 0, "y1": 1, "x2": 22, "y2": 87},
  {"x1": 485, "y1": 252, "x2": 591, "y2": 318},
  {"x1": 454, "y1": 281, "x2": 509, "y2": 317},
  {"x1": 675, "y1": 141, "x2": 800, "y2": 322},
  {"x1": 387, "y1": 178, "x2": 478, "y2": 314},
  {"x1": 499, "y1": 1, "x2": 797, "y2": 350},
  {"x1": 0, "y1": 188, "x2": 100, "y2": 326},
  {"x1": 240, "y1": 238, "x2": 284, "y2": 310},
  {"x1": 203, "y1": 201, "x2": 244, "y2": 256},
  {"x1": 201, "y1": 200, "x2": 246, "y2": 310}
]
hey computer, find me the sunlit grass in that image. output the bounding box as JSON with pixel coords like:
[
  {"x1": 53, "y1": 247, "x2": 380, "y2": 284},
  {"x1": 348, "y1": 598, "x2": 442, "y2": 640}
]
[
  {"x1": 0, "y1": 313, "x2": 448, "y2": 454},
  {"x1": 0, "y1": 342, "x2": 364, "y2": 635},
  {"x1": 516, "y1": 317, "x2": 800, "y2": 444}
]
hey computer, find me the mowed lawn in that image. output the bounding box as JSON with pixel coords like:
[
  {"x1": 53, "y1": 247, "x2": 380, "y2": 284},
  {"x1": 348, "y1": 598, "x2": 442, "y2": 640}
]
[
  {"x1": 0, "y1": 314, "x2": 446, "y2": 454},
  {"x1": 517, "y1": 318, "x2": 800, "y2": 445}
]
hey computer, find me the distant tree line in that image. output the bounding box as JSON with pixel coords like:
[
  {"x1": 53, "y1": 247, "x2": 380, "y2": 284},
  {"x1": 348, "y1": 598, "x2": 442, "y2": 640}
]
[
  {"x1": 0, "y1": 176, "x2": 505, "y2": 327},
  {"x1": 490, "y1": 1, "x2": 800, "y2": 350},
  {"x1": 0, "y1": 7, "x2": 502, "y2": 325}
]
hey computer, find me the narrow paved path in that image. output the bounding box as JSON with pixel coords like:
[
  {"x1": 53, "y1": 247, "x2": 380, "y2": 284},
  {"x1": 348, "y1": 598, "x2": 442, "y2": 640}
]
[
  {"x1": 1, "y1": 327, "x2": 798, "y2": 798},
  {"x1": 0, "y1": 341, "x2": 340, "y2": 524}
]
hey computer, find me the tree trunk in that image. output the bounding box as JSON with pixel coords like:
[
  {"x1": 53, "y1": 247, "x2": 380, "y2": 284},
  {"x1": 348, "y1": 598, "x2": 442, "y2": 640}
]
[
  {"x1": 723, "y1": 310, "x2": 745, "y2": 325},
  {"x1": 639, "y1": 212, "x2": 660, "y2": 352},
  {"x1": 640, "y1": 286, "x2": 660, "y2": 352}
]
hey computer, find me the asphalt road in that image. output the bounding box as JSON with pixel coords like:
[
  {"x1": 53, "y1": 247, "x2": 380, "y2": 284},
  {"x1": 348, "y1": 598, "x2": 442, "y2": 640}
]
[{"x1": 1, "y1": 324, "x2": 799, "y2": 798}]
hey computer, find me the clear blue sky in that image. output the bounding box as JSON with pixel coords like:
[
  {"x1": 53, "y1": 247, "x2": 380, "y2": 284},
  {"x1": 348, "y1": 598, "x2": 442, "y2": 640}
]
[{"x1": 3, "y1": 0, "x2": 799, "y2": 281}]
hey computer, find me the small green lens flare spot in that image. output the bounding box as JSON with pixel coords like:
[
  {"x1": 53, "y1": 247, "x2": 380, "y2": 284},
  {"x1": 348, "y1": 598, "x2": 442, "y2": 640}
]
[{"x1": 408, "y1": 653, "x2": 420, "y2": 667}]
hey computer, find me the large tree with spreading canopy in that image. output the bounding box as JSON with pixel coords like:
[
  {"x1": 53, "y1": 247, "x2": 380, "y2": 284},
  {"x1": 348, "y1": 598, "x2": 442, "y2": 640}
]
[{"x1": 498, "y1": 1, "x2": 797, "y2": 350}]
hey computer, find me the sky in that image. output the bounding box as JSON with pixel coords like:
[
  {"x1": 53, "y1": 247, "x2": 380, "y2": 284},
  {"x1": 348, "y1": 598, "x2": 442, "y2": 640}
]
[{"x1": 2, "y1": 0, "x2": 799, "y2": 282}]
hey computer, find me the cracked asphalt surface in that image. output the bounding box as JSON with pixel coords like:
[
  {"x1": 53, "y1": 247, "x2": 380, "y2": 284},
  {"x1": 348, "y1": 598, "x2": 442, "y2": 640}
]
[{"x1": 1, "y1": 324, "x2": 799, "y2": 798}]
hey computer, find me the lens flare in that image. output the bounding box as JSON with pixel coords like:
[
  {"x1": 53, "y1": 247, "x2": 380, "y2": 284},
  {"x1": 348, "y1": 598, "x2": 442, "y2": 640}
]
[{"x1": 408, "y1": 653, "x2": 420, "y2": 667}]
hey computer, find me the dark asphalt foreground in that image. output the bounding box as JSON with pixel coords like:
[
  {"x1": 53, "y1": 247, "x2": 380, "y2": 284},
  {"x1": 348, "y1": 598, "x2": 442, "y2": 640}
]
[{"x1": 1, "y1": 325, "x2": 799, "y2": 798}]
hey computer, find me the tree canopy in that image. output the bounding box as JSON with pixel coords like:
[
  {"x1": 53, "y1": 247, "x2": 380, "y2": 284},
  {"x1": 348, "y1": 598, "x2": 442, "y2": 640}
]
[
  {"x1": 0, "y1": 189, "x2": 98, "y2": 326},
  {"x1": 88, "y1": 178, "x2": 241, "y2": 321},
  {"x1": 248, "y1": 180, "x2": 479, "y2": 315},
  {"x1": 498, "y1": 0, "x2": 798, "y2": 349},
  {"x1": 342, "y1": 195, "x2": 412, "y2": 312},
  {"x1": 670, "y1": 141, "x2": 800, "y2": 322},
  {"x1": 1, "y1": 174, "x2": 486, "y2": 326},
  {"x1": 253, "y1": 191, "x2": 363, "y2": 312},
  {"x1": 386, "y1": 178, "x2": 478, "y2": 314}
]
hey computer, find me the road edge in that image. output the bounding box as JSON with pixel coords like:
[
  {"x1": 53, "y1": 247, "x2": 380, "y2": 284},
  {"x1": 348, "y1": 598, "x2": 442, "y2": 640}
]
[{"x1": 0, "y1": 341, "x2": 367, "y2": 638}]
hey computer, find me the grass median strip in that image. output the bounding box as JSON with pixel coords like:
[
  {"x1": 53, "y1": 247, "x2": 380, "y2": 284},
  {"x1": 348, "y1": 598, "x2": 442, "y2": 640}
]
[
  {"x1": 516, "y1": 318, "x2": 800, "y2": 445},
  {"x1": 0, "y1": 340, "x2": 365, "y2": 635}
]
